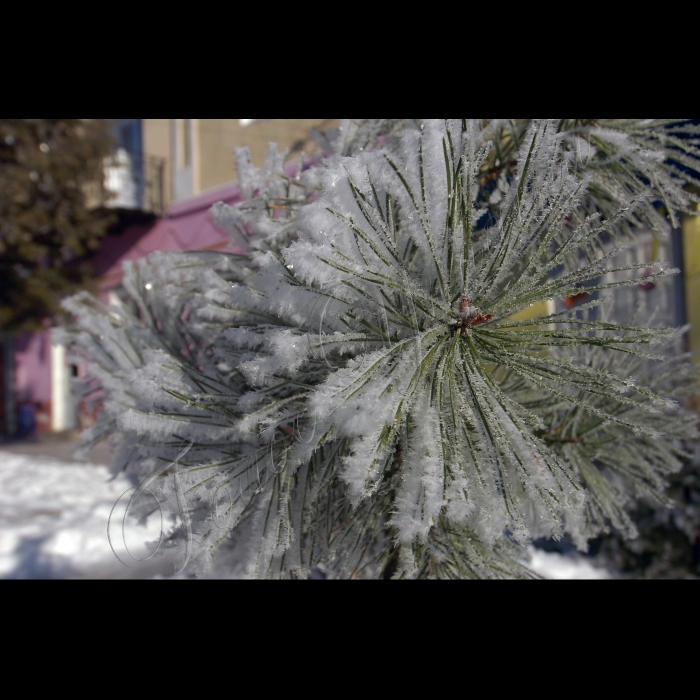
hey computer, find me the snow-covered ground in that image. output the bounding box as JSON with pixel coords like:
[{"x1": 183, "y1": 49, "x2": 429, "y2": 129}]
[
  {"x1": 0, "y1": 449, "x2": 169, "y2": 579},
  {"x1": 0, "y1": 448, "x2": 611, "y2": 580},
  {"x1": 526, "y1": 548, "x2": 610, "y2": 580}
]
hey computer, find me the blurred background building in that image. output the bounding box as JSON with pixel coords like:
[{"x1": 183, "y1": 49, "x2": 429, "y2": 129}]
[
  {"x1": 1, "y1": 119, "x2": 338, "y2": 439},
  {"x1": 0, "y1": 118, "x2": 698, "y2": 440},
  {"x1": 103, "y1": 119, "x2": 338, "y2": 214},
  {"x1": 684, "y1": 212, "x2": 700, "y2": 357}
]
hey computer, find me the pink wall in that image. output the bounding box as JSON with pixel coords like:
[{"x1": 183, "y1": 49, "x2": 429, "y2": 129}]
[
  {"x1": 15, "y1": 332, "x2": 52, "y2": 404},
  {"x1": 14, "y1": 330, "x2": 53, "y2": 433}
]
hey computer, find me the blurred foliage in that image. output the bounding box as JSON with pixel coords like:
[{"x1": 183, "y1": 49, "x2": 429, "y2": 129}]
[
  {"x1": 589, "y1": 446, "x2": 700, "y2": 578},
  {"x1": 0, "y1": 119, "x2": 114, "y2": 333}
]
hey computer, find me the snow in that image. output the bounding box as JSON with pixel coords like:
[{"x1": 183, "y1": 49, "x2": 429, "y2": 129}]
[
  {"x1": 0, "y1": 446, "x2": 613, "y2": 580},
  {"x1": 0, "y1": 450, "x2": 169, "y2": 579},
  {"x1": 526, "y1": 548, "x2": 610, "y2": 580}
]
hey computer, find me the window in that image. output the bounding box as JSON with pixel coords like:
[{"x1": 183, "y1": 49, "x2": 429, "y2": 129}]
[
  {"x1": 183, "y1": 119, "x2": 192, "y2": 168},
  {"x1": 172, "y1": 119, "x2": 195, "y2": 200},
  {"x1": 177, "y1": 119, "x2": 193, "y2": 169}
]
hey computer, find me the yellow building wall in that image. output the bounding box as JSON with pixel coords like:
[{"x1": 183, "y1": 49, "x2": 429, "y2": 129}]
[
  {"x1": 142, "y1": 119, "x2": 339, "y2": 206},
  {"x1": 683, "y1": 209, "x2": 700, "y2": 357},
  {"x1": 509, "y1": 300, "x2": 553, "y2": 325},
  {"x1": 142, "y1": 119, "x2": 173, "y2": 210},
  {"x1": 196, "y1": 119, "x2": 339, "y2": 193}
]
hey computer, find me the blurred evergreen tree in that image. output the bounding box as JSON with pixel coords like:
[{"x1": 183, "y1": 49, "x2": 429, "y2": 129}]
[{"x1": 0, "y1": 119, "x2": 114, "y2": 333}]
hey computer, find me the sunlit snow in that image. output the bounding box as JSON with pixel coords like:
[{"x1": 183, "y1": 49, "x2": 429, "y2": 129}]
[
  {"x1": 0, "y1": 450, "x2": 169, "y2": 579},
  {"x1": 526, "y1": 548, "x2": 610, "y2": 580},
  {"x1": 0, "y1": 447, "x2": 614, "y2": 579}
]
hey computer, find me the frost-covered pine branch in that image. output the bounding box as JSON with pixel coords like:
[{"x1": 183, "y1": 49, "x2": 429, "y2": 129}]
[
  {"x1": 63, "y1": 119, "x2": 699, "y2": 579},
  {"x1": 217, "y1": 119, "x2": 700, "y2": 258}
]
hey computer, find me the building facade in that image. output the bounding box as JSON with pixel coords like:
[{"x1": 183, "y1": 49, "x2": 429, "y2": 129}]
[
  {"x1": 2, "y1": 118, "x2": 339, "y2": 440},
  {"x1": 683, "y1": 208, "x2": 700, "y2": 356},
  {"x1": 149, "y1": 118, "x2": 337, "y2": 206},
  {"x1": 103, "y1": 119, "x2": 338, "y2": 213}
]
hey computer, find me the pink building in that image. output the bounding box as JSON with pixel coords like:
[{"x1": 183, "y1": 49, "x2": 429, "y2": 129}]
[{"x1": 5, "y1": 181, "x2": 243, "y2": 438}]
